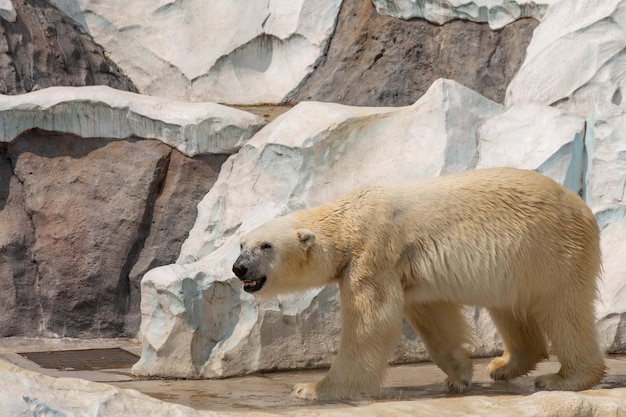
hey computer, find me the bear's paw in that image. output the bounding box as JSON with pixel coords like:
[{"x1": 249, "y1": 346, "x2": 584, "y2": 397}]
[
  {"x1": 292, "y1": 382, "x2": 319, "y2": 401},
  {"x1": 444, "y1": 376, "x2": 471, "y2": 393}
]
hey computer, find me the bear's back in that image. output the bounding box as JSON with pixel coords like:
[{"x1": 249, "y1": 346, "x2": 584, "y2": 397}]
[{"x1": 364, "y1": 168, "x2": 600, "y2": 308}]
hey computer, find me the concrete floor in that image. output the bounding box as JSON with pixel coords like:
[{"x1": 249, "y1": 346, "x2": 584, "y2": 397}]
[{"x1": 1, "y1": 337, "x2": 625, "y2": 413}]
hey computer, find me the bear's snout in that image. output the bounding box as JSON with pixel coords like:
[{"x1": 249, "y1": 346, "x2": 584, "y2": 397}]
[
  {"x1": 233, "y1": 255, "x2": 267, "y2": 293},
  {"x1": 232, "y1": 259, "x2": 248, "y2": 279}
]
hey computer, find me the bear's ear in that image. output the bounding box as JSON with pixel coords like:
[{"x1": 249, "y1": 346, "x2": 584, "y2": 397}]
[{"x1": 297, "y1": 229, "x2": 316, "y2": 250}]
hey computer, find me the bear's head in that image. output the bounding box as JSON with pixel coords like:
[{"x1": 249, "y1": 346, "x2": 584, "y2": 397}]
[{"x1": 233, "y1": 215, "x2": 335, "y2": 296}]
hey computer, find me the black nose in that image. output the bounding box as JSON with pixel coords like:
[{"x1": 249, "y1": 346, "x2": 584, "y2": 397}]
[{"x1": 233, "y1": 262, "x2": 247, "y2": 278}]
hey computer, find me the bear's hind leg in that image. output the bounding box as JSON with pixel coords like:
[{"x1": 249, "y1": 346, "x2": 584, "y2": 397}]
[
  {"x1": 404, "y1": 301, "x2": 474, "y2": 393},
  {"x1": 534, "y1": 298, "x2": 606, "y2": 391},
  {"x1": 486, "y1": 308, "x2": 548, "y2": 382}
]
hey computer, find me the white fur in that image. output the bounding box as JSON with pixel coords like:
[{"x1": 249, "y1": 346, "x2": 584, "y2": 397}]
[{"x1": 237, "y1": 167, "x2": 606, "y2": 401}]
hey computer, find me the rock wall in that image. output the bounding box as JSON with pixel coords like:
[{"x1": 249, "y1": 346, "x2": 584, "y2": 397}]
[
  {"x1": 76, "y1": 0, "x2": 342, "y2": 103},
  {"x1": 287, "y1": 0, "x2": 537, "y2": 106},
  {"x1": 0, "y1": 87, "x2": 266, "y2": 337},
  {"x1": 0, "y1": 132, "x2": 229, "y2": 337},
  {"x1": 75, "y1": 0, "x2": 536, "y2": 106},
  {"x1": 0, "y1": 0, "x2": 136, "y2": 94}
]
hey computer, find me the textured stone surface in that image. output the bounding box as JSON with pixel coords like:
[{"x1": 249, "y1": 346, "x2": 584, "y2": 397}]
[
  {"x1": 0, "y1": 146, "x2": 39, "y2": 337},
  {"x1": 0, "y1": 83, "x2": 260, "y2": 337},
  {"x1": 0, "y1": 86, "x2": 267, "y2": 156},
  {"x1": 134, "y1": 80, "x2": 593, "y2": 379},
  {"x1": 124, "y1": 151, "x2": 228, "y2": 335},
  {"x1": 586, "y1": 103, "x2": 626, "y2": 352},
  {"x1": 0, "y1": 131, "x2": 226, "y2": 338},
  {"x1": 506, "y1": 0, "x2": 626, "y2": 118},
  {"x1": 288, "y1": 0, "x2": 538, "y2": 106},
  {"x1": 3, "y1": 359, "x2": 626, "y2": 417},
  {"x1": 10, "y1": 134, "x2": 172, "y2": 337},
  {"x1": 77, "y1": 0, "x2": 342, "y2": 104},
  {"x1": 0, "y1": 0, "x2": 135, "y2": 95},
  {"x1": 372, "y1": 0, "x2": 557, "y2": 29}
]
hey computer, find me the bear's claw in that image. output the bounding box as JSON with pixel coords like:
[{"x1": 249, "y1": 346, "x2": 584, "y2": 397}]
[
  {"x1": 445, "y1": 377, "x2": 471, "y2": 393},
  {"x1": 293, "y1": 383, "x2": 319, "y2": 401}
]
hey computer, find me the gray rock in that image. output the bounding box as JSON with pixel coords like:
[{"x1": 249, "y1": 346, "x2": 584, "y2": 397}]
[
  {"x1": 287, "y1": 0, "x2": 538, "y2": 106},
  {"x1": 0, "y1": 132, "x2": 226, "y2": 337},
  {"x1": 0, "y1": 0, "x2": 136, "y2": 95},
  {"x1": 124, "y1": 151, "x2": 228, "y2": 335},
  {"x1": 0, "y1": 146, "x2": 39, "y2": 336},
  {"x1": 9, "y1": 133, "x2": 171, "y2": 337}
]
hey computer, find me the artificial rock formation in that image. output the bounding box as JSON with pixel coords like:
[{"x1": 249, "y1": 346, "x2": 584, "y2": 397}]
[
  {"x1": 0, "y1": 0, "x2": 136, "y2": 95},
  {"x1": 0, "y1": 86, "x2": 266, "y2": 156},
  {"x1": 0, "y1": 132, "x2": 228, "y2": 337},
  {"x1": 371, "y1": 0, "x2": 557, "y2": 29},
  {"x1": 0, "y1": 86, "x2": 266, "y2": 337},
  {"x1": 76, "y1": 0, "x2": 538, "y2": 106},
  {"x1": 77, "y1": 0, "x2": 342, "y2": 104},
  {"x1": 133, "y1": 80, "x2": 594, "y2": 379},
  {"x1": 288, "y1": 0, "x2": 538, "y2": 106},
  {"x1": 506, "y1": 0, "x2": 626, "y2": 118},
  {"x1": 133, "y1": 0, "x2": 626, "y2": 377},
  {"x1": 0, "y1": 0, "x2": 624, "y2": 401}
]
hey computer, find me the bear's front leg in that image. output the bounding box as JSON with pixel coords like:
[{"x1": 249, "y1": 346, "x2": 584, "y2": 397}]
[
  {"x1": 293, "y1": 275, "x2": 405, "y2": 401},
  {"x1": 292, "y1": 350, "x2": 386, "y2": 401}
]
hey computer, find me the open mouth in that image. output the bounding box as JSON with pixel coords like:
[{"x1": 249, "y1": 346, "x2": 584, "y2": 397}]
[{"x1": 241, "y1": 276, "x2": 266, "y2": 293}]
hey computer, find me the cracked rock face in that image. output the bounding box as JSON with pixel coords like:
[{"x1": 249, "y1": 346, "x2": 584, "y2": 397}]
[
  {"x1": 0, "y1": 0, "x2": 136, "y2": 95},
  {"x1": 0, "y1": 133, "x2": 227, "y2": 337},
  {"x1": 0, "y1": 152, "x2": 39, "y2": 337},
  {"x1": 288, "y1": 0, "x2": 538, "y2": 106}
]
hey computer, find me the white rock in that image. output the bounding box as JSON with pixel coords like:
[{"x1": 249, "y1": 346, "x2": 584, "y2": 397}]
[
  {"x1": 585, "y1": 104, "x2": 626, "y2": 213},
  {"x1": 3, "y1": 359, "x2": 626, "y2": 417},
  {"x1": 477, "y1": 104, "x2": 586, "y2": 194},
  {"x1": 506, "y1": 0, "x2": 626, "y2": 118},
  {"x1": 179, "y1": 79, "x2": 504, "y2": 262},
  {"x1": 0, "y1": 86, "x2": 266, "y2": 156},
  {"x1": 585, "y1": 103, "x2": 626, "y2": 351},
  {"x1": 134, "y1": 80, "x2": 591, "y2": 378},
  {"x1": 0, "y1": 0, "x2": 16, "y2": 22},
  {"x1": 0, "y1": 360, "x2": 210, "y2": 417},
  {"x1": 77, "y1": 0, "x2": 342, "y2": 104},
  {"x1": 371, "y1": 0, "x2": 558, "y2": 30}
]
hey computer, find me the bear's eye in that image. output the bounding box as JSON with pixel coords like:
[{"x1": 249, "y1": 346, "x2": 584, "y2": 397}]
[{"x1": 260, "y1": 242, "x2": 272, "y2": 250}]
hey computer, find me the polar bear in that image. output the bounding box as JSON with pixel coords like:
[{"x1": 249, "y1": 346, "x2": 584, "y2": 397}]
[{"x1": 232, "y1": 167, "x2": 605, "y2": 401}]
